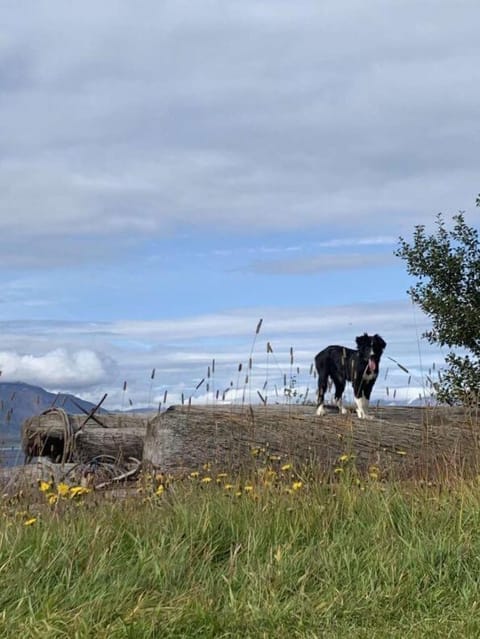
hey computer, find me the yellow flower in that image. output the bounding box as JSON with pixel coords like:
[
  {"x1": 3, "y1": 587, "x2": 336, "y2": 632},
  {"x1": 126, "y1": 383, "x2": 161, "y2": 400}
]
[
  {"x1": 333, "y1": 467, "x2": 344, "y2": 474},
  {"x1": 281, "y1": 463, "x2": 292, "y2": 471},
  {"x1": 396, "y1": 450, "x2": 407, "y2": 456},
  {"x1": 39, "y1": 480, "x2": 52, "y2": 493},
  {"x1": 48, "y1": 493, "x2": 58, "y2": 505},
  {"x1": 368, "y1": 465, "x2": 380, "y2": 481},
  {"x1": 155, "y1": 485, "x2": 165, "y2": 496},
  {"x1": 292, "y1": 481, "x2": 303, "y2": 491},
  {"x1": 57, "y1": 482, "x2": 70, "y2": 497},
  {"x1": 216, "y1": 473, "x2": 228, "y2": 479},
  {"x1": 24, "y1": 517, "x2": 37, "y2": 526},
  {"x1": 269, "y1": 455, "x2": 281, "y2": 462},
  {"x1": 190, "y1": 471, "x2": 200, "y2": 478},
  {"x1": 201, "y1": 476, "x2": 212, "y2": 484},
  {"x1": 202, "y1": 463, "x2": 211, "y2": 471},
  {"x1": 69, "y1": 486, "x2": 91, "y2": 498},
  {"x1": 244, "y1": 485, "x2": 254, "y2": 492},
  {"x1": 224, "y1": 484, "x2": 234, "y2": 490}
]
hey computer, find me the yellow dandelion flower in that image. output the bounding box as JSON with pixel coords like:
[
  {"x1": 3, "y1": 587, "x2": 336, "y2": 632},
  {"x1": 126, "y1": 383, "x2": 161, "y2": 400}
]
[
  {"x1": 235, "y1": 491, "x2": 242, "y2": 497},
  {"x1": 244, "y1": 485, "x2": 254, "y2": 492},
  {"x1": 368, "y1": 465, "x2": 379, "y2": 481},
  {"x1": 269, "y1": 455, "x2": 281, "y2": 462},
  {"x1": 224, "y1": 484, "x2": 234, "y2": 490},
  {"x1": 216, "y1": 473, "x2": 228, "y2": 479},
  {"x1": 333, "y1": 467, "x2": 344, "y2": 474},
  {"x1": 57, "y1": 482, "x2": 70, "y2": 497},
  {"x1": 281, "y1": 463, "x2": 292, "y2": 471},
  {"x1": 24, "y1": 517, "x2": 37, "y2": 526},
  {"x1": 156, "y1": 485, "x2": 165, "y2": 496},
  {"x1": 39, "y1": 480, "x2": 52, "y2": 493},
  {"x1": 202, "y1": 463, "x2": 211, "y2": 471},
  {"x1": 190, "y1": 471, "x2": 200, "y2": 478},
  {"x1": 201, "y1": 476, "x2": 212, "y2": 484},
  {"x1": 292, "y1": 481, "x2": 303, "y2": 491},
  {"x1": 69, "y1": 486, "x2": 91, "y2": 498},
  {"x1": 48, "y1": 493, "x2": 58, "y2": 505}
]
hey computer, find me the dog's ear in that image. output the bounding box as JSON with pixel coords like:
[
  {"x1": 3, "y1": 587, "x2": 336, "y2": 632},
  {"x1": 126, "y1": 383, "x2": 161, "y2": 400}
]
[
  {"x1": 373, "y1": 334, "x2": 386, "y2": 351},
  {"x1": 355, "y1": 333, "x2": 369, "y2": 348}
]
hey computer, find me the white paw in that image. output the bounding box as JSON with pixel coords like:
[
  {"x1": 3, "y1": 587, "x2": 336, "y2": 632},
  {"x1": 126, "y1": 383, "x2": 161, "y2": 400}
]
[
  {"x1": 356, "y1": 411, "x2": 373, "y2": 420},
  {"x1": 354, "y1": 397, "x2": 370, "y2": 420},
  {"x1": 316, "y1": 405, "x2": 326, "y2": 416}
]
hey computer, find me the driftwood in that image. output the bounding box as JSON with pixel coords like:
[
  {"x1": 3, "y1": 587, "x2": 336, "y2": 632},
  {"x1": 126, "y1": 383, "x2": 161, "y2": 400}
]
[
  {"x1": 22, "y1": 408, "x2": 149, "y2": 464},
  {"x1": 143, "y1": 404, "x2": 480, "y2": 479},
  {"x1": 18, "y1": 403, "x2": 480, "y2": 482}
]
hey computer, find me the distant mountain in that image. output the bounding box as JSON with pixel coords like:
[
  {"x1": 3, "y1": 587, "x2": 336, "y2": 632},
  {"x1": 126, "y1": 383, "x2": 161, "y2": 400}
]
[{"x1": 0, "y1": 382, "x2": 107, "y2": 440}]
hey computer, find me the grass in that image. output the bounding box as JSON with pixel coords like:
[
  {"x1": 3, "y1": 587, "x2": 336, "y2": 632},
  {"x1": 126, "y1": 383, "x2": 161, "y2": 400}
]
[{"x1": 2, "y1": 468, "x2": 480, "y2": 638}]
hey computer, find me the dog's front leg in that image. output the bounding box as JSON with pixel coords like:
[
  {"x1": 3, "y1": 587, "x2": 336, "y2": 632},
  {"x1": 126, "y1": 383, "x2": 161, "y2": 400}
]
[{"x1": 354, "y1": 396, "x2": 373, "y2": 420}]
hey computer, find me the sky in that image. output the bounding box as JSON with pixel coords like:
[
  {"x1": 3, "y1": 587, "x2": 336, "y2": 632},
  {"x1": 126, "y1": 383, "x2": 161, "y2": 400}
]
[{"x1": 1, "y1": 1, "x2": 479, "y2": 411}]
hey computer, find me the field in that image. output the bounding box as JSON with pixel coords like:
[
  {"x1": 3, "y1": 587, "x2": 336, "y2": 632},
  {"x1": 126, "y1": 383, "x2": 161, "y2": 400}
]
[{"x1": 2, "y1": 405, "x2": 480, "y2": 637}]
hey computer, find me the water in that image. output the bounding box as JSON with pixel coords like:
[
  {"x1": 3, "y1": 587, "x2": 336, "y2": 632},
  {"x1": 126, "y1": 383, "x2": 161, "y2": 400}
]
[{"x1": 0, "y1": 444, "x2": 23, "y2": 468}]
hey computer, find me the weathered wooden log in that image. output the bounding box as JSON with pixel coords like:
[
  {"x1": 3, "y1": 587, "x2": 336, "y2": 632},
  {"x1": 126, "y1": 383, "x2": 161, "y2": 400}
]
[
  {"x1": 143, "y1": 404, "x2": 480, "y2": 479},
  {"x1": 22, "y1": 408, "x2": 150, "y2": 463}
]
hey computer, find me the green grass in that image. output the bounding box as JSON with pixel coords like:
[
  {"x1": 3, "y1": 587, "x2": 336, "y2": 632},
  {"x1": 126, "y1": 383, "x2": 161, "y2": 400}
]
[{"x1": 2, "y1": 473, "x2": 480, "y2": 638}]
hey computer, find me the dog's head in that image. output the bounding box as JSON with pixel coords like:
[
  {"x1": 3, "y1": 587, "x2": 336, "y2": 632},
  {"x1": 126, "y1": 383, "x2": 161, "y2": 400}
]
[{"x1": 355, "y1": 333, "x2": 386, "y2": 372}]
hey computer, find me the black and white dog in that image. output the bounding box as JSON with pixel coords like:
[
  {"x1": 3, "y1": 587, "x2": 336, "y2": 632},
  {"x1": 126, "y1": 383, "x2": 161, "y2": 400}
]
[{"x1": 315, "y1": 333, "x2": 386, "y2": 419}]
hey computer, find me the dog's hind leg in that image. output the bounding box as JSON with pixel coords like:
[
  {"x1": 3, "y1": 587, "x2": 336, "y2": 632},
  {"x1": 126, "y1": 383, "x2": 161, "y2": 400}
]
[
  {"x1": 334, "y1": 382, "x2": 347, "y2": 415},
  {"x1": 315, "y1": 372, "x2": 328, "y2": 416}
]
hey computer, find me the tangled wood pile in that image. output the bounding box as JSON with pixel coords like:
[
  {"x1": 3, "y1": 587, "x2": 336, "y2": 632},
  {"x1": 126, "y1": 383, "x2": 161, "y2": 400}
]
[{"x1": 21, "y1": 407, "x2": 149, "y2": 464}]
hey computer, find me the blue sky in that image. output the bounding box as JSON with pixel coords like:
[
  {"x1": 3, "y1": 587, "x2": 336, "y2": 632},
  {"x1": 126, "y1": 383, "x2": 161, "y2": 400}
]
[{"x1": 0, "y1": 1, "x2": 479, "y2": 410}]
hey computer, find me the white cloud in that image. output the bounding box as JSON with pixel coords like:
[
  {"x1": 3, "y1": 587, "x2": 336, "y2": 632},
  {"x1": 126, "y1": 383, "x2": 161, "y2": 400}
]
[
  {"x1": 0, "y1": 349, "x2": 109, "y2": 388},
  {"x1": 250, "y1": 253, "x2": 395, "y2": 275},
  {"x1": 0, "y1": 0, "x2": 478, "y2": 256}
]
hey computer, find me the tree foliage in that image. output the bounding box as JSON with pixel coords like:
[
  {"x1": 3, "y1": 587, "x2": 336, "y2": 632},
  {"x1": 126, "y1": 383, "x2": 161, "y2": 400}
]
[{"x1": 395, "y1": 200, "x2": 480, "y2": 404}]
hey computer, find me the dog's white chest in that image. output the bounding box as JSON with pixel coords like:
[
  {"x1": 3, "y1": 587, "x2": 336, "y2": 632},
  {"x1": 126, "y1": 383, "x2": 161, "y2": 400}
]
[{"x1": 362, "y1": 370, "x2": 376, "y2": 383}]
